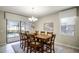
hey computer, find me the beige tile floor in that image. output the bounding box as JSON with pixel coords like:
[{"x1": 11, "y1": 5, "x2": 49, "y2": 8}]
[{"x1": 0, "y1": 41, "x2": 79, "y2": 53}]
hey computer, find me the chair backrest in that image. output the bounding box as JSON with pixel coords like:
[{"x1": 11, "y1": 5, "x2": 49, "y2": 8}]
[
  {"x1": 47, "y1": 34, "x2": 56, "y2": 44},
  {"x1": 30, "y1": 35, "x2": 35, "y2": 40},
  {"x1": 23, "y1": 33, "x2": 28, "y2": 39},
  {"x1": 20, "y1": 33, "x2": 24, "y2": 40},
  {"x1": 25, "y1": 31, "x2": 29, "y2": 34},
  {"x1": 51, "y1": 34, "x2": 56, "y2": 43},
  {"x1": 35, "y1": 31, "x2": 39, "y2": 35},
  {"x1": 40, "y1": 31, "x2": 45, "y2": 35},
  {"x1": 20, "y1": 33, "x2": 27, "y2": 40},
  {"x1": 47, "y1": 32, "x2": 53, "y2": 36}
]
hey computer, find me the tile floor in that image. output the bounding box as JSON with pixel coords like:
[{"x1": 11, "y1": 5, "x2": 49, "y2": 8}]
[
  {"x1": 0, "y1": 41, "x2": 79, "y2": 53},
  {"x1": 0, "y1": 44, "x2": 14, "y2": 53},
  {"x1": 0, "y1": 42, "x2": 19, "y2": 53}
]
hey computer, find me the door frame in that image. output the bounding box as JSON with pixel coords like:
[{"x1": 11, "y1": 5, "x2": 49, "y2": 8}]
[{"x1": 6, "y1": 20, "x2": 21, "y2": 44}]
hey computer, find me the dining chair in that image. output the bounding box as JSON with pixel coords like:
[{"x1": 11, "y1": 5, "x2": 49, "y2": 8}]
[
  {"x1": 40, "y1": 31, "x2": 45, "y2": 35},
  {"x1": 44, "y1": 34, "x2": 56, "y2": 53},
  {"x1": 24, "y1": 34, "x2": 34, "y2": 53},
  {"x1": 47, "y1": 32, "x2": 53, "y2": 36},
  {"x1": 35, "y1": 31, "x2": 39, "y2": 35},
  {"x1": 25, "y1": 31, "x2": 29, "y2": 34},
  {"x1": 20, "y1": 33, "x2": 28, "y2": 51},
  {"x1": 29, "y1": 35, "x2": 42, "y2": 53},
  {"x1": 20, "y1": 33, "x2": 24, "y2": 48}
]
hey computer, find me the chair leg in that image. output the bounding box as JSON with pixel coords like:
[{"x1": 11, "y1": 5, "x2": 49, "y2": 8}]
[
  {"x1": 23, "y1": 46, "x2": 25, "y2": 51},
  {"x1": 53, "y1": 49, "x2": 55, "y2": 53},
  {"x1": 20, "y1": 41, "x2": 22, "y2": 48},
  {"x1": 53, "y1": 45, "x2": 55, "y2": 53},
  {"x1": 50, "y1": 44, "x2": 53, "y2": 53},
  {"x1": 24, "y1": 41, "x2": 26, "y2": 51},
  {"x1": 20, "y1": 41, "x2": 21, "y2": 47},
  {"x1": 50, "y1": 47, "x2": 52, "y2": 53},
  {"x1": 35, "y1": 48, "x2": 36, "y2": 53},
  {"x1": 30, "y1": 47, "x2": 32, "y2": 53},
  {"x1": 27, "y1": 47, "x2": 29, "y2": 53},
  {"x1": 21, "y1": 41, "x2": 23, "y2": 48}
]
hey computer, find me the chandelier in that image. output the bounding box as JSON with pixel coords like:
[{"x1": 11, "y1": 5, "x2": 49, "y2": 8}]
[
  {"x1": 28, "y1": 7, "x2": 38, "y2": 22},
  {"x1": 28, "y1": 16, "x2": 38, "y2": 22}
]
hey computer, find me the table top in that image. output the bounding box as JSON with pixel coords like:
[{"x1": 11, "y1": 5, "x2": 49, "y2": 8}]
[
  {"x1": 36, "y1": 34, "x2": 52, "y2": 40},
  {"x1": 26, "y1": 33, "x2": 52, "y2": 41}
]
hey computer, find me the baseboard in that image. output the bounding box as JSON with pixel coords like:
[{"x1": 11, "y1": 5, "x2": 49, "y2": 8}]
[
  {"x1": 0, "y1": 43, "x2": 6, "y2": 46},
  {"x1": 55, "y1": 42, "x2": 79, "y2": 50}
]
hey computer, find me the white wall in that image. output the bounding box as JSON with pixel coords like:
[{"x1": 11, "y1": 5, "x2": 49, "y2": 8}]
[
  {"x1": 35, "y1": 13, "x2": 59, "y2": 34},
  {"x1": 0, "y1": 11, "x2": 6, "y2": 45},
  {"x1": 5, "y1": 13, "x2": 28, "y2": 21},
  {"x1": 34, "y1": 8, "x2": 79, "y2": 48}
]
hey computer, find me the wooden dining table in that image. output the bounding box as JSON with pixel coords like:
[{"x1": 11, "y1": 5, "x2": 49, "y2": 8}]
[
  {"x1": 35, "y1": 34, "x2": 52, "y2": 41},
  {"x1": 26, "y1": 33, "x2": 52, "y2": 52},
  {"x1": 35, "y1": 34, "x2": 52, "y2": 52}
]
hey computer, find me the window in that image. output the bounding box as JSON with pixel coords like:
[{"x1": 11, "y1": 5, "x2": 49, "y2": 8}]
[{"x1": 60, "y1": 16, "x2": 76, "y2": 36}]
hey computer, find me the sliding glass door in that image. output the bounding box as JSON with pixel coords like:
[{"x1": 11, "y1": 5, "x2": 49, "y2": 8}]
[
  {"x1": 7, "y1": 20, "x2": 20, "y2": 43},
  {"x1": 7, "y1": 20, "x2": 32, "y2": 43}
]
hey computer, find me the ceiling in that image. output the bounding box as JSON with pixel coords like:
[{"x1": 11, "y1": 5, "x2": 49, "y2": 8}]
[{"x1": 0, "y1": 6, "x2": 73, "y2": 18}]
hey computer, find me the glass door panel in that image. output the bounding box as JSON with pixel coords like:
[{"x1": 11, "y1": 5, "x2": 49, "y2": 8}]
[
  {"x1": 21, "y1": 21, "x2": 26, "y2": 33},
  {"x1": 7, "y1": 20, "x2": 20, "y2": 43},
  {"x1": 20, "y1": 21, "x2": 32, "y2": 33}
]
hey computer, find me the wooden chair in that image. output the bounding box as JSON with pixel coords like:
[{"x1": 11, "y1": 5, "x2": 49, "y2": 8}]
[
  {"x1": 24, "y1": 33, "x2": 32, "y2": 52},
  {"x1": 25, "y1": 31, "x2": 29, "y2": 34},
  {"x1": 20, "y1": 33, "x2": 24, "y2": 48},
  {"x1": 44, "y1": 34, "x2": 56, "y2": 53},
  {"x1": 47, "y1": 32, "x2": 53, "y2": 35},
  {"x1": 29, "y1": 35, "x2": 42, "y2": 53},
  {"x1": 35, "y1": 31, "x2": 39, "y2": 35},
  {"x1": 20, "y1": 33, "x2": 32, "y2": 52},
  {"x1": 20, "y1": 33, "x2": 27, "y2": 51},
  {"x1": 40, "y1": 31, "x2": 45, "y2": 35}
]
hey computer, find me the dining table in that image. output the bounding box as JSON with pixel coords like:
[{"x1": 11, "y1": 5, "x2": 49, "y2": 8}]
[
  {"x1": 35, "y1": 34, "x2": 52, "y2": 52},
  {"x1": 36, "y1": 34, "x2": 52, "y2": 41},
  {"x1": 26, "y1": 32, "x2": 52, "y2": 52}
]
